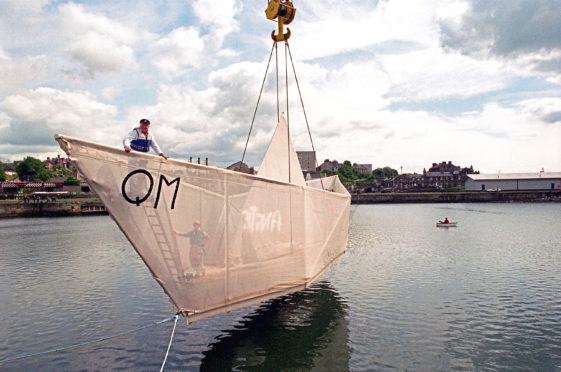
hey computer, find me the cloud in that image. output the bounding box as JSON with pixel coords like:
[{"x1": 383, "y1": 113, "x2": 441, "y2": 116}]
[
  {"x1": 66, "y1": 32, "x2": 137, "y2": 78},
  {"x1": 192, "y1": 0, "x2": 241, "y2": 45},
  {"x1": 516, "y1": 97, "x2": 561, "y2": 124},
  {"x1": 148, "y1": 0, "x2": 242, "y2": 78},
  {"x1": 439, "y1": 0, "x2": 561, "y2": 76},
  {"x1": 293, "y1": 0, "x2": 441, "y2": 61},
  {"x1": 123, "y1": 61, "x2": 270, "y2": 164},
  {"x1": 1, "y1": 88, "x2": 118, "y2": 154},
  {"x1": 59, "y1": 3, "x2": 143, "y2": 77},
  {"x1": 442, "y1": 0, "x2": 561, "y2": 55},
  {"x1": 381, "y1": 49, "x2": 510, "y2": 102},
  {"x1": 0, "y1": 49, "x2": 48, "y2": 95},
  {"x1": 150, "y1": 27, "x2": 206, "y2": 77}
]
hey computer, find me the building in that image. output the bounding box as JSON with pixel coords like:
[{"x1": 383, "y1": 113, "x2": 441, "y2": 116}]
[
  {"x1": 392, "y1": 173, "x2": 424, "y2": 191},
  {"x1": 423, "y1": 161, "x2": 476, "y2": 189},
  {"x1": 352, "y1": 163, "x2": 372, "y2": 176},
  {"x1": 465, "y1": 172, "x2": 561, "y2": 191},
  {"x1": 296, "y1": 151, "x2": 316, "y2": 172},
  {"x1": 45, "y1": 155, "x2": 73, "y2": 169},
  {"x1": 317, "y1": 159, "x2": 339, "y2": 172},
  {"x1": 226, "y1": 161, "x2": 255, "y2": 175}
]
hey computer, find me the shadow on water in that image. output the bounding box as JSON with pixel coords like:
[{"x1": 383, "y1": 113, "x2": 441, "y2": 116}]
[{"x1": 200, "y1": 281, "x2": 350, "y2": 372}]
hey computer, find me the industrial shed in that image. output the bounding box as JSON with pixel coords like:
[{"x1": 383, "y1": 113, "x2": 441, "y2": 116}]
[{"x1": 465, "y1": 172, "x2": 561, "y2": 191}]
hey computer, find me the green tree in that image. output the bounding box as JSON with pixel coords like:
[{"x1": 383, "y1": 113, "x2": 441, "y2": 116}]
[
  {"x1": 63, "y1": 176, "x2": 80, "y2": 186},
  {"x1": 373, "y1": 166, "x2": 398, "y2": 178},
  {"x1": 49, "y1": 164, "x2": 65, "y2": 178},
  {"x1": 15, "y1": 157, "x2": 50, "y2": 182},
  {"x1": 337, "y1": 161, "x2": 359, "y2": 186},
  {"x1": 373, "y1": 168, "x2": 385, "y2": 178},
  {"x1": 383, "y1": 166, "x2": 398, "y2": 178},
  {"x1": 0, "y1": 163, "x2": 6, "y2": 182}
]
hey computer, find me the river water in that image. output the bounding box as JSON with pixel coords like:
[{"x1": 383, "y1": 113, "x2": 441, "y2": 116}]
[{"x1": 1, "y1": 203, "x2": 560, "y2": 371}]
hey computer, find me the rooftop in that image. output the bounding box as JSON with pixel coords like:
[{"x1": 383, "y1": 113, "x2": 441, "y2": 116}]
[{"x1": 468, "y1": 172, "x2": 561, "y2": 180}]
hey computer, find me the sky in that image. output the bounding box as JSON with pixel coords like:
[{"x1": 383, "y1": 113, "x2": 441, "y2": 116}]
[{"x1": 1, "y1": 0, "x2": 560, "y2": 174}]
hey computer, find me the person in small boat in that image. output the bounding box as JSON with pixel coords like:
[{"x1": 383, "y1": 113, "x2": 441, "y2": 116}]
[
  {"x1": 177, "y1": 220, "x2": 208, "y2": 278},
  {"x1": 123, "y1": 118, "x2": 169, "y2": 159},
  {"x1": 443, "y1": 217, "x2": 450, "y2": 224}
]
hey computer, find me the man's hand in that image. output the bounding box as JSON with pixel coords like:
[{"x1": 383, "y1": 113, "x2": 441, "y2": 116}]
[
  {"x1": 124, "y1": 146, "x2": 131, "y2": 152},
  {"x1": 160, "y1": 153, "x2": 169, "y2": 160}
]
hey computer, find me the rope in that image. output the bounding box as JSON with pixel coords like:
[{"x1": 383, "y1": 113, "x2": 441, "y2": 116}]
[
  {"x1": 276, "y1": 42, "x2": 280, "y2": 122},
  {"x1": 240, "y1": 41, "x2": 276, "y2": 170},
  {"x1": 287, "y1": 42, "x2": 324, "y2": 189},
  {"x1": 159, "y1": 315, "x2": 179, "y2": 372},
  {"x1": 0, "y1": 315, "x2": 178, "y2": 364},
  {"x1": 284, "y1": 41, "x2": 291, "y2": 183}
]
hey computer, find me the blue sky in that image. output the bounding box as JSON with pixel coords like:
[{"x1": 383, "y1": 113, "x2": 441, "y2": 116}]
[{"x1": 1, "y1": 0, "x2": 560, "y2": 173}]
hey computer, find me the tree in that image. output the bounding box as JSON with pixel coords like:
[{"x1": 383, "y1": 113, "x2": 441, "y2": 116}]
[
  {"x1": 337, "y1": 161, "x2": 359, "y2": 186},
  {"x1": 0, "y1": 163, "x2": 6, "y2": 182},
  {"x1": 15, "y1": 157, "x2": 50, "y2": 182},
  {"x1": 373, "y1": 168, "x2": 385, "y2": 178},
  {"x1": 63, "y1": 176, "x2": 80, "y2": 186},
  {"x1": 373, "y1": 166, "x2": 398, "y2": 178},
  {"x1": 50, "y1": 164, "x2": 65, "y2": 178},
  {"x1": 383, "y1": 166, "x2": 398, "y2": 178}
]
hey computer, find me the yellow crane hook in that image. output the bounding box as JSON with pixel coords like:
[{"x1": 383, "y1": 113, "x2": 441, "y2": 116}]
[{"x1": 265, "y1": 0, "x2": 296, "y2": 42}]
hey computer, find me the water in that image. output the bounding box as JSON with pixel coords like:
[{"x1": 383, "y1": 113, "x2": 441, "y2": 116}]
[{"x1": 1, "y1": 203, "x2": 560, "y2": 371}]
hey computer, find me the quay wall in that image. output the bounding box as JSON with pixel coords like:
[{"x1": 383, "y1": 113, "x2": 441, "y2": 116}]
[
  {"x1": 1, "y1": 191, "x2": 559, "y2": 217},
  {"x1": 0, "y1": 201, "x2": 107, "y2": 218},
  {"x1": 352, "y1": 190, "x2": 561, "y2": 204}
]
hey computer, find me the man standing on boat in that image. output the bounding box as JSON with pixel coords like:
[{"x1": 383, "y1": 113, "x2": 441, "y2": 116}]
[
  {"x1": 176, "y1": 220, "x2": 209, "y2": 278},
  {"x1": 123, "y1": 118, "x2": 169, "y2": 159}
]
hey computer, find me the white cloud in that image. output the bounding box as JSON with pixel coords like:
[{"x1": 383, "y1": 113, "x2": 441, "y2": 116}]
[
  {"x1": 516, "y1": 97, "x2": 561, "y2": 124},
  {"x1": 0, "y1": 48, "x2": 48, "y2": 94},
  {"x1": 293, "y1": 0, "x2": 441, "y2": 61},
  {"x1": 67, "y1": 32, "x2": 137, "y2": 77},
  {"x1": 58, "y1": 3, "x2": 145, "y2": 78},
  {"x1": 101, "y1": 86, "x2": 119, "y2": 101},
  {"x1": 1, "y1": 87, "x2": 118, "y2": 144},
  {"x1": 193, "y1": 0, "x2": 241, "y2": 45},
  {"x1": 150, "y1": 27, "x2": 206, "y2": 77},
  {"x1": 381, "y1": 49, "x2": 510, "y2": 102},
  {"x1": 58, "y1": 3, "x2": 139, "y2": 45},
  {"x1": 439, "y1": 0, "x2": 561, "y2": 77}
]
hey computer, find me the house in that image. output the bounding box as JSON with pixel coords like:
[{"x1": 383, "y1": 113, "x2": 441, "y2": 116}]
[
  {"x1": 317, "y1": 159, "x2": 339, "y2": 172},
  {"x1": 353, "y1": 163, "x2": 372, "y2": 176},
  {"x1": 423, "y1": 161, "x2": 475, "y2": 189},
  {"x1": 393, "y1": 173, "x2": 424, "y2": 191}
]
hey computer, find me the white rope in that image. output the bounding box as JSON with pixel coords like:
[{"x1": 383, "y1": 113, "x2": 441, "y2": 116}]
[{"x1": 159, "y1": 315, "x2": 179, "y2": 372}]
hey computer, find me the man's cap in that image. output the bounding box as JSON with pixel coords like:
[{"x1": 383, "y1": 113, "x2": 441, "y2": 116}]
[
  {"x1": 140, "y1": 118, "x2": 150, "y2": 125},
  {"x1": 193, "y1": 220, "x2": 201, "y2": 225}
]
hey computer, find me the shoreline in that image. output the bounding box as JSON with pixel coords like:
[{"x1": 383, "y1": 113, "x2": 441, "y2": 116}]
[
  {"x1": 351, "y1": 190, "x2": 561, "y2": 204},
  {"x1": 0, "y1": 199, "x2": 107, "y2": 218},
  {"x1": 1, "y1": 190, "x2": 560, "y2": 218}
]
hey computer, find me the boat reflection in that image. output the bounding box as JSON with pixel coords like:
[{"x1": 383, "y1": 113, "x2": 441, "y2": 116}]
[{"x1": 200, "y1": 281, "x2": 350, "y2": 371}]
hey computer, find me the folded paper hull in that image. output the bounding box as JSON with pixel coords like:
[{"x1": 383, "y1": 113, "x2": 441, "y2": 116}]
[{"x1": 55, "y1": 134, "x2": 350, "y2": 323}]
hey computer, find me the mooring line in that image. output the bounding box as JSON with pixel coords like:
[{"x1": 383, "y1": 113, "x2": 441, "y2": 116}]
[
  {"x1": 159, "y1": 314, "x2": 179, "y2": 372},
  {"x1": 0, "y1": 315, "x2": 178, "y2": 364}
]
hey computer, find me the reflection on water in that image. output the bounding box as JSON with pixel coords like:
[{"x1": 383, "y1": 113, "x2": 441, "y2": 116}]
[{"x1": 200, "y1": 282, "x2": 350, "y2": 372}]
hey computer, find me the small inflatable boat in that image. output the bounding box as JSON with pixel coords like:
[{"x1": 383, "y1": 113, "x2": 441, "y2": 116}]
[{"x1": 436, "y1": 222, "x2": 457, "y2": 227}]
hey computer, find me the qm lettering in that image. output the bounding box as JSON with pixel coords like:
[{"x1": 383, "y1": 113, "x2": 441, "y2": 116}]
[{"x1": 121, "y1": 169, "x2": 179, "y2": 209}]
